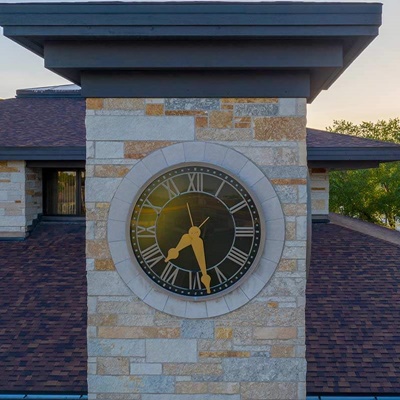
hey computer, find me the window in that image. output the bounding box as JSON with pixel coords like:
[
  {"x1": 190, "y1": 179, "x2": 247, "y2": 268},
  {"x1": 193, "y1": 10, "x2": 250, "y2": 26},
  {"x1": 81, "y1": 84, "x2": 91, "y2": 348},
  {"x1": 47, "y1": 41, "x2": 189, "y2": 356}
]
[{"x1": 43, "y1": 169, "x2": 85, "y2": 216}]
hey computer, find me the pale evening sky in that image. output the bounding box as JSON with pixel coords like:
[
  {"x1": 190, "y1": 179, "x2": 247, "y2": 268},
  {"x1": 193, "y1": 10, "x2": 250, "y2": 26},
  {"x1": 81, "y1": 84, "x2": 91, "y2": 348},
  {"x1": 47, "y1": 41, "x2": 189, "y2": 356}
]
[{"x1": 0, "y1": 0, "x2": 398, "y2": 130}]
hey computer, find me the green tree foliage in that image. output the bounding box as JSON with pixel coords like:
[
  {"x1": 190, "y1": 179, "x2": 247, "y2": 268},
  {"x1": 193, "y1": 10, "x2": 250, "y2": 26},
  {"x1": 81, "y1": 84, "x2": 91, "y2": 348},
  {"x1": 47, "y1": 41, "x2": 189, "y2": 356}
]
[{"x1": 328, "y1": 119, "x2": 400, "y2": 229}]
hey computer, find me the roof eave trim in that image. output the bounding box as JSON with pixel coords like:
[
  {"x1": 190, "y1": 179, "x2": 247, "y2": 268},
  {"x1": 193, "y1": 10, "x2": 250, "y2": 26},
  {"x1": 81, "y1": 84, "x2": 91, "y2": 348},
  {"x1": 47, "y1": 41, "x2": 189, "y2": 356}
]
[
  {"x1": 0, "y1": 147, "x2": 86, "y2": 161},
  {"x1": 307, "y1": 147, "x2": 400, "y2": 161}
]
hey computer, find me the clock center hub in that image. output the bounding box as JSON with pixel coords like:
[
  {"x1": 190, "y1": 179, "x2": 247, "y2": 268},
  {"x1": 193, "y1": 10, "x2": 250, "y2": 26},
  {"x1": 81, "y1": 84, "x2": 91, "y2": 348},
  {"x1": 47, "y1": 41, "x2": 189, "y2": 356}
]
[{"x1": 156, "y1": 193, "x2": 234, "y2": 271}]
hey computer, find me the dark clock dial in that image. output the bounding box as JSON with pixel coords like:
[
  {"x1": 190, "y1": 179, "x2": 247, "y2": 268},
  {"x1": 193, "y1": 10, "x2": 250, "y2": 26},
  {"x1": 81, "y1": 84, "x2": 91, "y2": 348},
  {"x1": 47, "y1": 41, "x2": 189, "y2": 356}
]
[{"x1": 130, "y1": 165, "x2": 263, "y2": 298}]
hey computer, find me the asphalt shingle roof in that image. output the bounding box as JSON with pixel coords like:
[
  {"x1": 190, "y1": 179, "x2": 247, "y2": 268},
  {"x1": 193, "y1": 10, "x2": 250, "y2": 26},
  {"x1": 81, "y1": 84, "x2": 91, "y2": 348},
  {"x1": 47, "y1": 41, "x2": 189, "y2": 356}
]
[
  {"x1": 307, "y1": 128, "x2": 400, "y2": 148},
  {"x1": 0, "y1": 222, "x2": 87, "y2": 393},
  {"x1": 1, "y1": 219, "x2": 400, "y2": 393},
  {"x1": 306, "y1": 222, "x2": 400, "y2": 394},
  {"x1": 0, "y1": 97, "x2": 85, "y2": 147}
]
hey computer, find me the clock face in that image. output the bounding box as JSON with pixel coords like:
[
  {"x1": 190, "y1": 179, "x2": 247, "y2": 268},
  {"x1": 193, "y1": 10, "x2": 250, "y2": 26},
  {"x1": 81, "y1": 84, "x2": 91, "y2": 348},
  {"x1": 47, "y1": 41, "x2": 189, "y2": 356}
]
[{"x1": 130, "y1": 164, "x2": 263, "y2": 299}]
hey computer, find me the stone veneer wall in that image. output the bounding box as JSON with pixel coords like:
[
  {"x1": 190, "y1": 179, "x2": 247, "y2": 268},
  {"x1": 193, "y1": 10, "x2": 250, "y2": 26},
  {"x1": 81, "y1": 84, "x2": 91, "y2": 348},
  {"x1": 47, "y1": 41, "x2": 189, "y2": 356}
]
[
  {"x1": 0, "y1": 161, "x2": 42, "y2": 239},
  {"x1": 86, "y1": 97, "x2": 308, "y2": 400},
  {"x1": 309, "y1": 168, "x2": 329, "y2": 219},
  {"x1": 0, "y1": 161, "x2": 26, "y2": 238},
  {"x1": 25, "y1": 166, "x2": 42, "y2": 228}
]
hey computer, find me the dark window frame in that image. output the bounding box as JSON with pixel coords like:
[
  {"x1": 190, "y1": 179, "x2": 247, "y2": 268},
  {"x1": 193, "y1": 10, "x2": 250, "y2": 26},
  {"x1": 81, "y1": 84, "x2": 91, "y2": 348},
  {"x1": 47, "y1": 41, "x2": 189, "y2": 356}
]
[{"x1": 43, "y1": 168, "x2": 85, "y2": 217}]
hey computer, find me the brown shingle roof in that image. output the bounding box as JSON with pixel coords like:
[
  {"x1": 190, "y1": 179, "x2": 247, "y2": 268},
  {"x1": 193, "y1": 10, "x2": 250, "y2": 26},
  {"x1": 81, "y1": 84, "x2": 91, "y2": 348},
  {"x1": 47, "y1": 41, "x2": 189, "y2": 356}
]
[
  {"x1": 307, "y1": 127, "x2": 400, "y2": 148},
  {"x1": 307, "y1": 221, "x2": 400, "y2": 394},
  {"x1": 0, "y1": 222, "x2": 87, "y2": 393},
  {"x1": 0, "y1": 97, "x2": 85, "y2": 147}
]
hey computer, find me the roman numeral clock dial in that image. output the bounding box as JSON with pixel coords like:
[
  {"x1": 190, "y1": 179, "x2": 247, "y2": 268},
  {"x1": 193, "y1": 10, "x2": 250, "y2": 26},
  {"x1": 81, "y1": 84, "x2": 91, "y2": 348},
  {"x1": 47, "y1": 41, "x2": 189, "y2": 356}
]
[{"x1": 130, "y1": 165, "x2": 263, "y2": 299}]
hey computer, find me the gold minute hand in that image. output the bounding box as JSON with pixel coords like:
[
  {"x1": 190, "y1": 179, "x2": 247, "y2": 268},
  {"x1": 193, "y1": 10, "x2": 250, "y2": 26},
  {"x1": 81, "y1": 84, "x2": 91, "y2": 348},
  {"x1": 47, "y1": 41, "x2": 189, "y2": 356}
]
[{"x1": 189, "y1": 226, "x2": 211, "y2": 294}]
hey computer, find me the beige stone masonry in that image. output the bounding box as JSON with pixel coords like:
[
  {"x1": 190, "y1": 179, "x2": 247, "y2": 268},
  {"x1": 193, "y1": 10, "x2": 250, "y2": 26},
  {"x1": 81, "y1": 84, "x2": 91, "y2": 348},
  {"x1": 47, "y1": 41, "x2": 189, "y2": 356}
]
[
  {"x1": 0, "y1": 161, "x2": 42, "y2": 238},
  {"x1": 86, "y1": 97, "x2": 308, "y2": 399},
  {"x1": 310, "y1": 168, "x2": 330, "y2": 218}
]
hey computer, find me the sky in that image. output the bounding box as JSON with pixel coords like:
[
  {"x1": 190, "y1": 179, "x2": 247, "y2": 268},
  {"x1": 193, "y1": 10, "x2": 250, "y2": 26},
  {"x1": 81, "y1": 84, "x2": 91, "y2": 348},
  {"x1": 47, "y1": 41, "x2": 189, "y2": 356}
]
[{"x1": 0, "y1": 0, "x2": 399, "y2": 130}]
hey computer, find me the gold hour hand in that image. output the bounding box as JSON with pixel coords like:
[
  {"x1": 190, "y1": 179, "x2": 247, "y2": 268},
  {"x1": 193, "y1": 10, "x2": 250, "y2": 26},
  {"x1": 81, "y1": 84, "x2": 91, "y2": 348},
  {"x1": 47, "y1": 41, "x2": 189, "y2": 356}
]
[
  {"x1": 189, "y1": 227, "x2": 211, "y2": 294},
  {"x1": 165, "y1": 233, "x2": 191, "y2": 262}
]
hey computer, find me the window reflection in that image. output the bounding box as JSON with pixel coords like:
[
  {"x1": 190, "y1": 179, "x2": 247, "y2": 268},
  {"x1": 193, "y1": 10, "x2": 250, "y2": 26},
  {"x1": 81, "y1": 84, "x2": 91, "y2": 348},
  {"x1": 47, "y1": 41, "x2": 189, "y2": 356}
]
[{"x1": 44, "y1": 169, "x2": 85, "y2": 216}]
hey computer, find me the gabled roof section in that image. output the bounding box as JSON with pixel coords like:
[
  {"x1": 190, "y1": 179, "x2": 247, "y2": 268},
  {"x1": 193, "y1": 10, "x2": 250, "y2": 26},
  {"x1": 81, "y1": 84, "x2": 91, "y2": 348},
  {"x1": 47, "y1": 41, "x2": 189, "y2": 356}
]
[
  {"x1": 0, "y1": 2, "x2": 382, "y2": 102},
  {"x1": 307, "y1": 215, "x2": 400, "y2": 394}
]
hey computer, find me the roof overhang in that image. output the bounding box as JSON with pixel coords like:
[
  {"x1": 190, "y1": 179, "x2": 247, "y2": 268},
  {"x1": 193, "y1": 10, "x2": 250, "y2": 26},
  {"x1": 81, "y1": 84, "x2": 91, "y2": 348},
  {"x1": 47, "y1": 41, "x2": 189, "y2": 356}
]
[
  {"x1": 0, "y1": 2, "x2": 382, "y2": 102},
  {"x1": 308, "y1": 146, "x2": 400, "y2": 169}
]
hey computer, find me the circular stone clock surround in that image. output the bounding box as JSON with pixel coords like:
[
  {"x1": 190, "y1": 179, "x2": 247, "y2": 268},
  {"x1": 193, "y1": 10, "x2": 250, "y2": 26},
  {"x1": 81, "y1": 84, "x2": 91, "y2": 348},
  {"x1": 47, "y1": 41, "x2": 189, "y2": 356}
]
[{"x1": 107, "y1": 142, "x2": 285, "y2": 318}]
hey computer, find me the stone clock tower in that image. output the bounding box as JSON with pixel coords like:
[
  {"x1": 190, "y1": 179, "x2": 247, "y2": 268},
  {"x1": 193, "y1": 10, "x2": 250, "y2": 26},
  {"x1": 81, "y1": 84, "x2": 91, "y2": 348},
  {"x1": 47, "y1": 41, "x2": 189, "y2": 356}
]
[
  {"x1": 0, "y1": 2, "x2": 382, "y2": 399},
  {"x1": 86, "y1": 96, "x2": 307, "y2": 398}
]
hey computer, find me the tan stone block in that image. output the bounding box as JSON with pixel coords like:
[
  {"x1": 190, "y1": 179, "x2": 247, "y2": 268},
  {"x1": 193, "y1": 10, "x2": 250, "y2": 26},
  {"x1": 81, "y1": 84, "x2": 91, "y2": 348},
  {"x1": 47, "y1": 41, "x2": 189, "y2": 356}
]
[
  {"x1": 96, "y1": 202, "x2": 110, "y2": 209},
  {"x1": 86, "y1": 98, "x2": 103, "y2": 110},
  {"x1": 86, "y1": 240, "x2": 111, "y2": 259},
  {"x1": 221, "y1": 98, "x2": 278, "y2": 103},
  {"x1": 283, "y1": 204, "x2": 307, "y2": 216},
  {"x1": 197, "y1": 128, "x2": 252, "y2": 141},
  {"x1": 124, "y1": 141, "x2": 175, "y2": 159},
  {"x1": 221, "y1": 104, "x2": 234, "y2": 110},
  {"x1": 88, "y1": 314, "x2": 118, "y2": 326},
  {"x1": 94, "y1": 165, "x2": 131, "y2": 178},
  {"x1": 209, "y1": 111, "x2": 233, "y2": 129},
  {"x1": 234, "y1": 116, "x2": 252, "y2": 128},
  {"x1": 98, "y1": 326, "x2": 180, "y2": 339},
  {"x1": 0, "y1": 166, "x2": 19, "y2": 172},
  {"x1": 176, "y1": 382, "x2": 208, "y2": 394},
  {"x1": 145, "y1": 103, "x2": 164, "y2": 116},
  {"x1": 285, "y1": 222, "x2": 296, "y2": 241},
  {"x1": 165, "y1": 110, "x2": 207, "y2": 116},
  {"x1": 97, "y1": 356, "x2": 129, "y2": 375},
  {"x1": 271, "y1": 345, "x2": 295, "y2": 358},
  {"x1": 195, "y1": 116, "x2": 208, "y2": 128},
  {"x1": 215, "y1": 327, "x2": 233, "y2": 339},
  {"x1": 267, "y1": 301, "x2": 279, "y2": 308},
  {"x1": 198, "y1": 339, "x2": 232, "y2": 352},
  {"x1": 163, "y1": 363, "x2": 223, "y2": 375},
  {"x1": 312, "y1": 199, "x2": 326, "y2": 210},
  {"x1": 254, "y1": 327, "x2": 297, "y2": 340},
  {"x1": 271, "y1": 178, "x2": 307, "y2": 185},
  {"x1": 0, "y1": 179, "x2": 10, "y2": 183},
  {"x1": 86, "y1": 206, "x2": 109, "y2": 221},
  {"x1": 103, "y1": 98, "x2": 145, "y2": 110},
  {"x1": 254, "y1": 116, "x2": 306, "y2": 141},
  {"x1": 199, "y1": 351, "x2": 250, "y2": 358},
  {"x1": 241, "y1": 382, "x2": 297, "y2": 400},
  {"x1": 208, "y1": 382, "x2": 240, "y2": 394}
]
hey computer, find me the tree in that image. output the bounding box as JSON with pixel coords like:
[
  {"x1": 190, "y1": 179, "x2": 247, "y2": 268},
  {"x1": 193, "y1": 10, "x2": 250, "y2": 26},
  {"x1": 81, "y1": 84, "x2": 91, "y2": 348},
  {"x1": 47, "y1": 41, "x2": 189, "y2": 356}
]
[{"x1": 328, "y1": 119, "x2": 400, "y2": 229}]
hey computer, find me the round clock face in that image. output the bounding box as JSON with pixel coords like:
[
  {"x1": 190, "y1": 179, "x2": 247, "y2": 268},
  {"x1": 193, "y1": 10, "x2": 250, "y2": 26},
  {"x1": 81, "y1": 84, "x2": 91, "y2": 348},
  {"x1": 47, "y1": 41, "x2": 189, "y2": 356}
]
[{"x1": 130, "y1": 164, "x2": 263, "y2": 299}]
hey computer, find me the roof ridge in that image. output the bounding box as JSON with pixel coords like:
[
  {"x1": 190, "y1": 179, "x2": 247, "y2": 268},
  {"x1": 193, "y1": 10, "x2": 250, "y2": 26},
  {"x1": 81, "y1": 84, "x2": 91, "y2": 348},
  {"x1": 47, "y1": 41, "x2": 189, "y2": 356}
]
[{"x1": 329, "y1": 212, "x2": 400, "y2": 247}]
